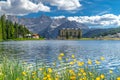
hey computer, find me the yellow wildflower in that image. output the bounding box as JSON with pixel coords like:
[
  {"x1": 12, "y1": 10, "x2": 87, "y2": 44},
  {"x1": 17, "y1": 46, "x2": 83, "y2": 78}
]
[
  {"x1": 117, "y1": 77, "x2": 120, "y2": 80},
  {"x1": 53, "y1": 63, "x2": 56, "y2": 66},
  {"x1": 59, "y1": 53, "x2": 64, "y2": 57},
  {"x1": 48, "y1": 68, "x2": 52, "y2": 73},
  {"x1": 87, "y1": 59, "x2": 92, "y2": 65},
  {"x1": 69, "y1": 61, "x2": 74, "y2": 65},
  {"x1": 69, "y1": 70, "x2": 74, "y2": 73},
  {"x1": 32, "y1": 76, "x2": 35, "y2": 79},
  {"x1": 100, "y1": 74, "x2": 105, "y2": 79},
  {"x1": 71, "y1": 54, "x2": 75, "y2": 58},
  {"x1": 77, "y1": 61, "x2": 84, "y2": 66},
  {"x1": 109, "y1": 70, "x2": 113, "y2": 74},
  {"x1": 55, "y1": 78, "x2": 59, "y2": 80},
  {"x1": 39, "y1": 68, "x2": 43, "y2": 71},
  {"x1": 43, "y1": 77, "x2": 47, "y2": 80},
  {"x1": 22, "y1": 71, "x2": 27, "y2": 76},
  {"x1": 74, "y1": 59, "x2": 77, "y2": 62},
  {"x1": 66, "y1": 58, "x2": 68, "y2": 61},
  {"x1": 43, "y1": 72, "x2": 47, "y2": 75},
  {"x1": 95, "y1": 60, "x2": 100, "y2": 65},
  {"x1": 100, "y1": 57, "x2": 105, "y2": 61},
  {"x1": 47, "y1": 74, "x2": 51, "y2": 78},
  {"x1": 79, "y1": 68, "x2": 84, "y2": 73},
  {"x1": 83, "y1": 72, "x2": 86, "y2": 76},
  {"x1": 58, "y1": 56, "x2": 62, "y2": 60},
  {"x1": 16, "y1": 78, "x2": 20, "y2": 80},
  {"x1": 70, "y1": 76, "x2": 76, "y2": 80},
  {"x1": 78, "y1": 73, "x2": 82, "y2": 76},
  {"x1": 48, "y1": 78, "x2": 52, "y2": 80},
  {"x1": 82, "y1": 77, "x2": 87, "y2": 80},
  {"x1": 96, "y1": 77, "x2": 100, "y2": 80},
  {"x1": 32, "y1": 71, "x2": 36, "y2": 75},
  {"x1": 56, "y1": 74, "x2": 60, "y2": 78}
]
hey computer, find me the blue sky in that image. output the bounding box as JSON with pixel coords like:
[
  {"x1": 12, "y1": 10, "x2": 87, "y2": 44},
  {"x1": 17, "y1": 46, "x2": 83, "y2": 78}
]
[
  {"x1": 0, "y1": 0, "x2": 120, "y2": 28},
  {"x1": 22, "y1": 0, "x2": 120, "y2": 17}
]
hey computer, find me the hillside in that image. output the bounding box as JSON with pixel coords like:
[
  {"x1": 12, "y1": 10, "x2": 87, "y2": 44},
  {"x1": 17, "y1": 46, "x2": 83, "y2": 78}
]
[
  {"x1": 7, "y1": 15, "x2": 89, "y2": 39},
  {"x1": 40, "y1": 21, "x2": 88, "y2": 39},
  {"x1": 6, "y1": 14, "x2": 120, "y2": 39},
  {"x1": 83, "y1": 27, "x2": 120, "y2": 38}
]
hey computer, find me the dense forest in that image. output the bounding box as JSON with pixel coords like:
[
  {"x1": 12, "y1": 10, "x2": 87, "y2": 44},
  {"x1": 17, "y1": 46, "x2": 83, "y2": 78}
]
[{"x1": 0, "y1": 15, "x2": 31, "y2": 41}]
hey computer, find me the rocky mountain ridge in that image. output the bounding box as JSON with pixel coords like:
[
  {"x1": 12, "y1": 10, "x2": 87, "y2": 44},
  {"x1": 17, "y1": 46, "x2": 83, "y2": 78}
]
[{"x1": 6, "y1": 15, "x2": 89, "y2": 39}]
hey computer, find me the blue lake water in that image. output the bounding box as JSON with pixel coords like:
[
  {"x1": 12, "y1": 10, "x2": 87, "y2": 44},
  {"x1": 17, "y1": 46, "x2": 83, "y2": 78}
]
[{"x1": 0, "y1": 40, "x2": 120, "y2": 73}]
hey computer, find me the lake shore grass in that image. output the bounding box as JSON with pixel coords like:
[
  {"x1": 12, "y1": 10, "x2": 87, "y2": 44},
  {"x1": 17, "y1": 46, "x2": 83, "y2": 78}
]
[
  {"x1": 79, "y1": 38, "x2": 95, "y2": 40},
  {"x1": 1, "y1": 37, "x2": 120, "y2": 42},
  {"x1": 0, "y1": 38, "x2": 45, "y2": 42},
  {"x1": 79, "y1": 38, "x2": 120, "y2": 40},
  {"x1": 3, "y1": 38, "x2": 45, "y2": 41},
  {"x1": 98, "y1": 37, "x2": 120, "y2": 40},
  {"x1": 0, "y1": 54, "x2": 120, "y2": 80}
]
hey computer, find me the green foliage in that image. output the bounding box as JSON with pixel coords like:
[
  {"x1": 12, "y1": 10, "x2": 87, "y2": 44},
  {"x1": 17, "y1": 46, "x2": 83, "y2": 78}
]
[
  {"x1": 0, "y1": 15, "x2": 31, "y2": 41},
  {"x1": 84, "y1": 27, "x2": 120, "y2": 38},
  {"x1": 0, "y1": 18, "x2": 2, "y2": 41},
  {"x1": 96, "y1": 27, "x2": 120, "y2": 37}
]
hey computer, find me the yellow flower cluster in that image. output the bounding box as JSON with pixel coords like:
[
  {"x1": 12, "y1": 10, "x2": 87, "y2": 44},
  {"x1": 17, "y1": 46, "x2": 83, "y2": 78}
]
[
  {"x1": 77, "y1": 61, "x2": 84, "y2": 66},
  {"x1": 58, "y1": 53, "x2": 65, "y2": 60},
  {"x1": 22, "y1": 71, "x2": 27, "y2": 76},
  {"x1": 96, "y1": 74, "x2": 105, "y2": 80},
  {"x1": 2, "y1": 53, "x2": 120, "y2": 80},
  {"x1": 87, "y1": 59, "x2": 92, "y2": 65}
]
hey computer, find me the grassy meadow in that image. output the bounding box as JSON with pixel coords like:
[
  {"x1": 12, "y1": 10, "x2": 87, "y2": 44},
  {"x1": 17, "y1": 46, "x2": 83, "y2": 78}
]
[{"x1": 0, "y1": 53, "x2": 120, "y2": 80}]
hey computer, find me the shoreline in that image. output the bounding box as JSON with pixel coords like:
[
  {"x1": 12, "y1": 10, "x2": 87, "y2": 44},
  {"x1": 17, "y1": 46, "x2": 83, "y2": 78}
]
[{"x1": 1, "y1": 38, "x2": 120, "y2": 42}]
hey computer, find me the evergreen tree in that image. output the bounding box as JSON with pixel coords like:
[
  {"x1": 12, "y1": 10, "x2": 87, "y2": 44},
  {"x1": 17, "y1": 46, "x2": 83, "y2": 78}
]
[
  {"x1": 0, "y1": 18, "x2": 2, "y2": 41},
  {"x1": 14, "y1": 22, "x2": 19, "y2": 38},
  {"x1": 0, "y1": 15, "x2": 31, "y2": 40},
  {"x1": 10, "y1": 23, "x2": 15, "y2": 39},
  {"x1": 1, "y1": 15, "x2": 7, "y2": 40},
  {"x1": 6, "y1": 20, "x2": 11, "y2": 39}
]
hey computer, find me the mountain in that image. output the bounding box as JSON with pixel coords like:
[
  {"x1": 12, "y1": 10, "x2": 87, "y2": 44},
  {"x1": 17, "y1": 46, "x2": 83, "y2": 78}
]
[
  {"x1": 6, "y1": 15, "x2": 89, "y2": 39},
  {"x1": 50, "y1": 17, "x2": 68, "y2": 29},
  {"x1": 41, "y1": 21, "x2": 88, "y2": 39}
]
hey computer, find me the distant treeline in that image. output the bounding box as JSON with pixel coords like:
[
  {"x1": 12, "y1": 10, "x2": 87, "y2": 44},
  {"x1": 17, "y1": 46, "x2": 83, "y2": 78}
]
[
  {"x1": 0, "y1": 15, "x2": 31, "y2": 41},
  {"x1": 83, "y1": 27, "x2": 120, "y2": 38}
]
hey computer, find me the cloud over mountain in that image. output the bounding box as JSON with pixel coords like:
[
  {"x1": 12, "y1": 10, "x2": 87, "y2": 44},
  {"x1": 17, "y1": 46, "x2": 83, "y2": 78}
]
[
  {"x1": 46, "y1": 0, "x2": 81, "y2": 10},
  {"x1": 67, "y1": 14, "x2": 120, "y2": 27}
]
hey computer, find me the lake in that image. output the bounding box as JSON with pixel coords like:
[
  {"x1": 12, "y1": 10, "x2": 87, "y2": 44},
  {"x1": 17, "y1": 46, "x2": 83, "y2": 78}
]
[{"x1": 0, "y1": 40, "x2": 120, "y2": 73}]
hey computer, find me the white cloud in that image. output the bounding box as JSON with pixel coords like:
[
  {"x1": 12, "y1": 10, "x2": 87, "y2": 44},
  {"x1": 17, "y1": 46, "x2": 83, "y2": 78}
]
[
  {"x1": 67, "y1": 14, "x2": 120, "y2": 27},
  {"x1": 0, "y1": 0, "x2": 82, "y2": 16},
  {"x1": 0, "y1": 0, "x2": 50, "y2": 16},
  {"x1": 52, "y1": 16, "x2": 65, "y2": 19},
  {"x1": 46, "y1": 0, "x2": 81, "y2": 10}
]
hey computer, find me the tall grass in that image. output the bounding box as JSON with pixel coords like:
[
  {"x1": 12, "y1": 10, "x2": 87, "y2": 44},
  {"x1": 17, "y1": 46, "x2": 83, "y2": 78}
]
[{"x1": 0, "y1": 54, "x2": 120, "y2": 80}]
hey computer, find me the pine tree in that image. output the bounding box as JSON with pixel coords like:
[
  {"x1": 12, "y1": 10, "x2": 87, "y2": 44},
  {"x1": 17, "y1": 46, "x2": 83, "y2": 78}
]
[
  {"x1": 1, "y1": 15, "x2": 7, "y2": 40},
  {"x1": 0, "y1": 18, "x2": 2, "y2": 41},
  {"x1": 10, "y1": 23, "x2": 15, "y2": 39},
  {"x1": 14, "y1": 22, "x2": 19, "y2": 38},
  {"x1": 0, "y1": 15, "x2": 31, "y2": 40}
]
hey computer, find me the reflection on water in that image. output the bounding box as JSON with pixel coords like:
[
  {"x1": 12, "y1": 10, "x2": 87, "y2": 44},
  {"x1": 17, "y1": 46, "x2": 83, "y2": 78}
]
[{"x1": 0, "y1": 40, "x2": 120, "y2": 72}]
